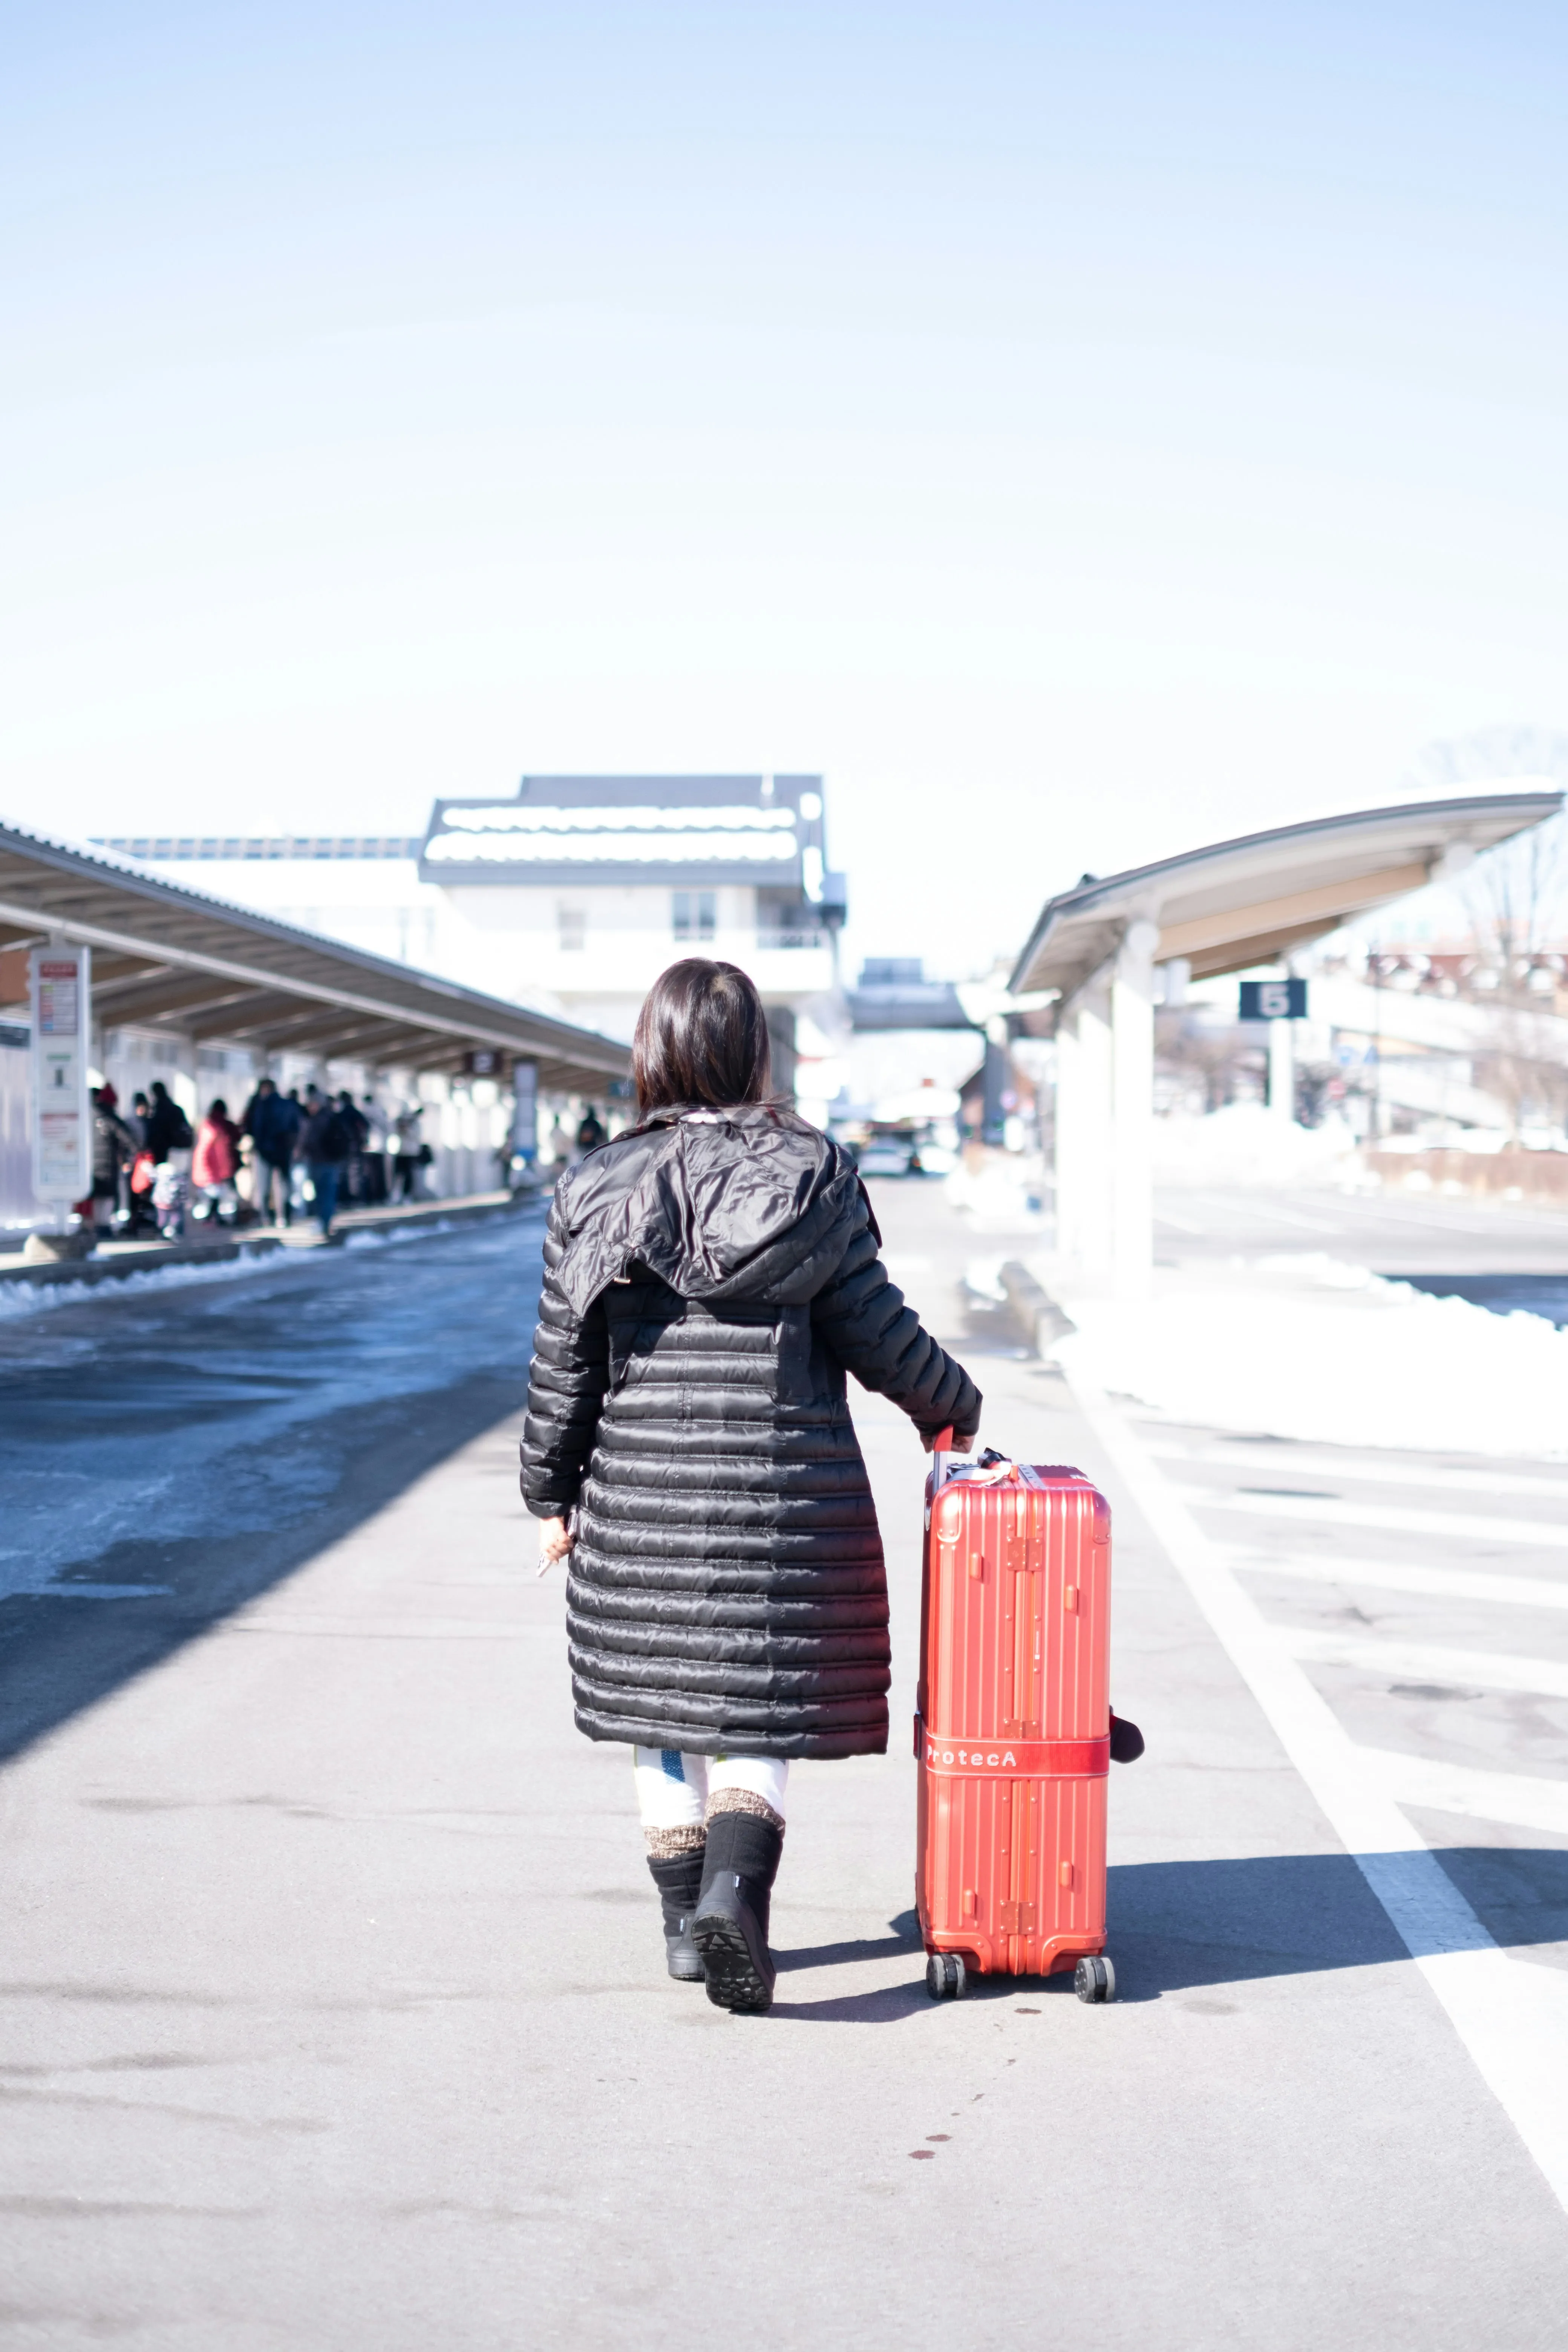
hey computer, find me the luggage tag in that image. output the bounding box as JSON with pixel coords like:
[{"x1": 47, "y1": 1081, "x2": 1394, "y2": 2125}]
[{"x1": 961, "y1": 1447, "x2": 1018, "y2": 1487}]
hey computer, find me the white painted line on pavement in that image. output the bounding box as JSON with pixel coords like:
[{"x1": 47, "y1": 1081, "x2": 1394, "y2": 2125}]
[
  {"x1": 1065, "y1": 1363, "x2": 1568, "y2": 2218},
  {"x1": 1149, "y1": 1441, "x2": 1568, "y2": 1505},
  {"x1": 1227, "y1": 1552, "x2": 1568, "y2": 1613},
  {"x1": 1284, "y1": 1628, "x2": 1568, "y2": 1700},
  {"x1": 1177, "y1": 1486, "x2": 1568, "y2": 1550},
  {"x1": 1357, "y1": 1746, "x2": 1568, "y2": 1838},
  {"x1": 1234, "y1": 1202, "x2": 1344, "y2": 1233}
]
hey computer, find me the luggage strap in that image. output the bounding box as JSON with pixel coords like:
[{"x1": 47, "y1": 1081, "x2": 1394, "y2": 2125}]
[{"x1": 919, "y1": 1726, "x2": 1110, "y2": 1778}]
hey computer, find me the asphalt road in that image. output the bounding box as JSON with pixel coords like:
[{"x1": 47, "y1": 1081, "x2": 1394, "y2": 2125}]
[{"x1": 2, "y1": 1185, "x2": 1567, "y2": 2347}]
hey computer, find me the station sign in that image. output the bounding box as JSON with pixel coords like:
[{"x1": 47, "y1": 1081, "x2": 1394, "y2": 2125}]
[
  {"x1": 1239, "y1": 978, "x2": 1307, "y2": 1020},
  {"x1": 30, "y1": 943, "x2": 92, "y2": 1202}
]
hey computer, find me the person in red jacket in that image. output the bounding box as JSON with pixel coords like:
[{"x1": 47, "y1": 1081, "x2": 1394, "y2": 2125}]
[{"x1": 192, "y1": 1098, "x2": 242, "y2": 1225}]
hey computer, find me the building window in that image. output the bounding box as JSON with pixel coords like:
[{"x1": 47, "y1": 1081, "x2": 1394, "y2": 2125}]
[
  {"x1": 673, "y1": 890, "x2": 716, "y2": 942},
  {"x1": 756, "y1": 893, "x2": 823, "y2": 950},
  {"x1": 558, "y1": 905, "x2": 586, "y2": 952}
]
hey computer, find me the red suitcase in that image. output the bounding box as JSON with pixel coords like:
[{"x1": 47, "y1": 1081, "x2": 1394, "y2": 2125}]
[{"x1": 916, "y1": 1433, "x2": 1118, "y2": 2002}]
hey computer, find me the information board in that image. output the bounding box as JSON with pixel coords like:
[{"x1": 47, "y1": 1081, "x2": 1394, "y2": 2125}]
[{"x1": 30, "y1": 944, "x2": 91, "y2": 1202}]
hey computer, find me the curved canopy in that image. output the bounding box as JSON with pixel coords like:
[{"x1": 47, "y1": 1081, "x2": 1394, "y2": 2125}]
[
  {"x1": 0, "y1": 821, "x2": 630, "y2": 1091},
  {"x1": 1010, "y1": 791, "x2": 1563, "y2": 1006}
]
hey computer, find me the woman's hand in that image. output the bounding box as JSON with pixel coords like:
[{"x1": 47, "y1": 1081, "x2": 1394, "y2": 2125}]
[
  {"x1": 922, "y1": 1429, "x2": 977, "y2": 1452},
  {"x1": 536, "y1": 1515, "x2": 575, "y2": 1576}
]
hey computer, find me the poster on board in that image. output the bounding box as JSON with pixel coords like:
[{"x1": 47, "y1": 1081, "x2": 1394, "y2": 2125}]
[{"x1": 31, "y1": 944, "x2": 91, "y2": 1204}]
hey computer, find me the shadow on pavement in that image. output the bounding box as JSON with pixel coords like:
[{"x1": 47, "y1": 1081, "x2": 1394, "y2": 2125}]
[
  {"x1": 775, "y1": 1927, "x2": 921, "y2": 1974},
  {"x1": 765, "y1": 1851, "x2": 1568, "y2": 2018},
  {"x1": 0, "y1": 1369, "x2": 521, "y2": 1770},
  {"x1": 769, "y1": 1982, "x2": 938, "y2": 2023},
  {"x1": 1107, "y1": 1849, "x2": 1568, "y2": 2002}
]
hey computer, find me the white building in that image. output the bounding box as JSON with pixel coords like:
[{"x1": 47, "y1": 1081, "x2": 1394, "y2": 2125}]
[{"x1": 104, "y1": 774, "x2": 851, "y2": 1125}]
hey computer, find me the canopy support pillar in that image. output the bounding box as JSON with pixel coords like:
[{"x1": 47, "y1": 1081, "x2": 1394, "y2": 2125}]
[
  {"x1": 1111, "y1": 921, "x2": 1158, "y2": 1300},
  {"x1": 1053, "y1": 919, "x2": 1158, "y2": 1298}
]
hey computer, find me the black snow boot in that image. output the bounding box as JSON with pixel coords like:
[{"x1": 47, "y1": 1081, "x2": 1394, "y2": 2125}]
[
  {"x1": 648, "y1": 1851, "x2": 706, "y2": 1982},
  {"x1": 690, "y1": 1811, "x2": 784, "y2": 2015}
]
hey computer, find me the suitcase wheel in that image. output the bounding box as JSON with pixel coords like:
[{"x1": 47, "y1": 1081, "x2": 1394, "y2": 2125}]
[
  {"x1": 926, "y1": 1954, "x2": 968, "y2": 2001},
  {"x1": 1074, "y1": 1955, "x2": 1116, "y2": 2004}
]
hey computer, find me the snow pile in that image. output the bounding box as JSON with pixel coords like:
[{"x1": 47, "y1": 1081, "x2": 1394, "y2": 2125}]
[
  {"x1": 945, "y1": 1158, "x2": 1045, "y2": 1232},
  {"x1": 962, "y1": 1257, "x2": 1010, "y2": 1304},
  {"x1": 0, "y1": 1213, "x2": 533, "y2": 1318},
  {"x1": 1152, "y1": 1104, "x2": 1361, "y2": 1189},
  {"x1": 1052, "y1": 1255, "x2": 1568, "y2": 1458},
  {"x1": 0, "y1": 1253, "x2": 302, "y2": 1320}
]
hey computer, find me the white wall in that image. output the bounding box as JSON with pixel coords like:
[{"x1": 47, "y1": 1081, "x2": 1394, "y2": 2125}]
[{"x1": 129, "y1": 859, "x2": 839, "y2": 1048}]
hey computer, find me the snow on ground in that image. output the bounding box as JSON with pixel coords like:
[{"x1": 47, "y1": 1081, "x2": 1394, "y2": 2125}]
[
  {"x1": 1044, "y1": 1253, "x2": 1568, "y2": 1460},
  {"x1": 1152, "y1": 1103, "x2": 1363, "y2": 1188},
  {"x1": 0, "y1": 1253, "x2": 303, "y2": 1320},
  {"x1": 0, "y1": 1216, "x2": 518, "y2": 1320},
  {"x1": 943, "y1": 1158, "x2": 1046, "y2": 1231}
]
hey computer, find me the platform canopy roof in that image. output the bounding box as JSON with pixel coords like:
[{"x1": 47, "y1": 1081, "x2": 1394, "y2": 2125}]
[
  {"x1": 1009, "y1": 790, "x2": 1564, "y2": 1006},
  {"x1": 0, "y1": 821, "x2": 631, "y2": 1091}
]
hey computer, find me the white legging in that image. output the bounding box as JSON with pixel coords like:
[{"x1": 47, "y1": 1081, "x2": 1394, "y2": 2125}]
[{"x1": 633, "y1": 1746, "x2": 790, "y2": 1831}]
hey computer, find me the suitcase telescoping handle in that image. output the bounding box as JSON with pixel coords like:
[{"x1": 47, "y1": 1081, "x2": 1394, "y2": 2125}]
[{"x1": 931, "y1": 1424, "x2": 955, "y2": 1490}]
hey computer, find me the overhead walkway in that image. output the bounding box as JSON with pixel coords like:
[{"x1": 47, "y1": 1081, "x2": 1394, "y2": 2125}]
[{"x1": 1009, "y1": 793, "x2": 1563, "y2": 1297}]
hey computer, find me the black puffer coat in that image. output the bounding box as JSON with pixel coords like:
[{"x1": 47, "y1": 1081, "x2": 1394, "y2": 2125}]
[{"x1": 519, "y1": 1106, "x2": 982, "y2": 1758}]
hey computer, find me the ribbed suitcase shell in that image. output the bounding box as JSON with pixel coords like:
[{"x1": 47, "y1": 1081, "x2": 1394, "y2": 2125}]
[{"x1": 916, "y1": 1460, "x2": 1111, "y2": 1977}]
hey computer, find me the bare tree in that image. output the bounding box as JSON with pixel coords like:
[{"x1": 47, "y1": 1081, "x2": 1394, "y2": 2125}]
[
  {"x1": 1154, "y1": 1011, "x2": 1263, "y2": 1113},
  {"x1": 1465, "y1": 1004, "x2": 1568, "y2": 1141},
  {"x1": 1465, "y1": 818, "x2": 1568, "y2": 983},
  {"x1": 1409, "y1": 727, "x2": 1568, "y2": 984}
]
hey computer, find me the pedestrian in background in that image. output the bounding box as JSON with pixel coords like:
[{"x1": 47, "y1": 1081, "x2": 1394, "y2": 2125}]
[
  {"x1": 88, "y1": 1084, "x2": 135, "y2": 1234},
  {"x1": 391, "y1": 1104, "x2": 423, "y2": 1201},
  {"x1": 241, "y1": 1076, "x2": 299, "y2": 1226},
  {"x1": 150, "y1": 1156, "x2": 190, "y2": 1239},
  {"x1": 520, "y1": 959, "x2": 982, "y2": 2014},
  {"x1": 144, "y1": 1080, "x2": 193, "y2": 1162},
  {"x1": 126, "y1": 1092, "x2": 156, "y2": 1231},
  {"x1": 360, "y1": 1095, "x2": 389, "y2": 1204},
  {"x1": 191, "y1": 1098, "x2": 242, "y2": 1225},
  {"x1": 299, "y1": 1084, "x2": 351, "y2": 1235},
  {"x1": 337, "y1": 1089, "x2": 370, "y2": 1203},
  {"x1": 575, "y1": 1103, "x2": 607, "y2": 1155}
]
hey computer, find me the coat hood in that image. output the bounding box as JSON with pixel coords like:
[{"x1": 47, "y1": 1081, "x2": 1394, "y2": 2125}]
[{"x1": 552, "y1": 1106, "x2": 870, "y2": 1317}]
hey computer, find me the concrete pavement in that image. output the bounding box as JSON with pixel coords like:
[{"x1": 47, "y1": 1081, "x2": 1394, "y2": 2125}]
[{"x1": 2, "y1": 1188, "x2": 1567, "y2": 2346}]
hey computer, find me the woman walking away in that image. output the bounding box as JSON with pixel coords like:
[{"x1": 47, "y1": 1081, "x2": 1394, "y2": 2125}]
[{"x1": 520, "y1": 960, "x2": 980, "y2": 2014}]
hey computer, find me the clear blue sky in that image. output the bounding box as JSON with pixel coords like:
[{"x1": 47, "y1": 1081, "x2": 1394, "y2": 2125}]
[{"x1": 2, "y1": 3, "x2": 1565, "y2": 973}]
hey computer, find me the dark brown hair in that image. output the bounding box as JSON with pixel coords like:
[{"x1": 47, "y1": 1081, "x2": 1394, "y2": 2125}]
[{"x1": 631, "y1": 960, "x2": 773, "y2": 1116}]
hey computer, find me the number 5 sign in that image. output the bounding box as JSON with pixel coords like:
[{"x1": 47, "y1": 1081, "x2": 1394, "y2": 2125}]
[{"x1": 1239, "y1": 978, "x2": 1307, "y2": 1020}]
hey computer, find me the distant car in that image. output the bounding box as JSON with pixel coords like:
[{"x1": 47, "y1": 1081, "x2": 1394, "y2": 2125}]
[{"x1": 857, "y1": 1140, "x2": 916, "y2": 1178}]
